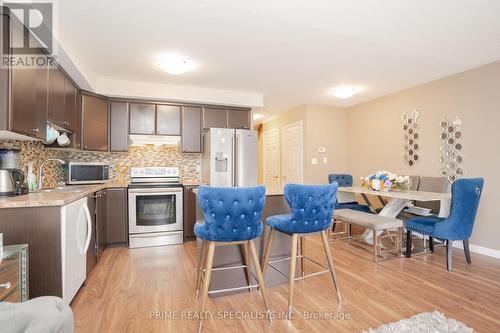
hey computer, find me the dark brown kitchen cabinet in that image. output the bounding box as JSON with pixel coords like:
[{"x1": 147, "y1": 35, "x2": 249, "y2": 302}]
[
  {"x1": 203, "y1": 107, "x2": 228, "y2": 129},
  {"x1": 181, "y1": 106, "x2": 202, "y2": 153},
  {"x1": 63, "y1": 76, "x2": 77, "y2": 131},
  {"x1": 48, "y1": 68, "x2": 77, "y2": 131},
  {"x1": 110, "y1": 101, "x2": 129, "y2": 152},
  {"x1": 10, "y1": 51, "x2": 48, "y2": 140},
  {"x1": 156, "y1": 104, "x2": 181, "y2": 135},
  {"x1": 47, "y1": 67, "x2": 66, "y2": 128},
  {"x1": 95, "y1": 190, "x2": 107, "y2": 260},
  {"x1": 3, "y1": 12, "x2": 47, "y2": 140},
  {"x1": 82, "y1": 93, "x2": 108, "y2": 151},
  {"x1": 183, "y1": 185, "x2": 198, "y2": 241},
  {"x1": 105, "y1": 188, "x2": 128, "y2": 245},
  {"x1": 86, "y1": 194, "x2": 97, "y2": 275},
  {"x1": 228, "y1": 109, "x2": 251, "y2": 129},
  {"x1": 129, "y1": 103, "x2": 155, "y2": 134},
  {"x1": 72, "y1": 91, "x2": 82, "y2": 149}
]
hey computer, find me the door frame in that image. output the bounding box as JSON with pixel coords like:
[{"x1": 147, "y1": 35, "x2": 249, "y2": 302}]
[
  {"x1": 281, "y1": 120, "x2": 304, "y2": 184},
  {"x1": 263, "y1": 128, "x2": 281, "y2": 193}
]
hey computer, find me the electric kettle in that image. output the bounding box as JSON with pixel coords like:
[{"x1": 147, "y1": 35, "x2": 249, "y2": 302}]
[
  {"x1": 0, "y1": 169, "x2": 24, "y2": 197},
  {"x1": 0, "y1": 148, "x2": 26, "y2": 197}
]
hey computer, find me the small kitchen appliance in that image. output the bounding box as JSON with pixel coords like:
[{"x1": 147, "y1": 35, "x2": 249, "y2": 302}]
[{"x1": 0, "y1": 148, "x2": 26, "y2": 197}]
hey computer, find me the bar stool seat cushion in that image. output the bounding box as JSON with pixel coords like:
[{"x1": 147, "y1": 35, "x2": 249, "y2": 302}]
[
  {"x1": 195, "y1": 185, "x2": 266, "y2": 242},
  {"x1": 265, "y1": 183, "x2": 338, "y2": 234}
]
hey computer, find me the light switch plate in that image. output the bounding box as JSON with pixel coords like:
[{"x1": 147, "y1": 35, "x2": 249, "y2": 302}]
[
  {"x1": 323, "y1": 157, "x2": 328, "y2": 164},
  {"x1": 311, "y1": 158, "x2": 318, "y2": 165}
]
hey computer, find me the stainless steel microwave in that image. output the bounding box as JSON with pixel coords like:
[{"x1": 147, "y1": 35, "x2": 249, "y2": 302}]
[{"x1": 65, "y1": 161, "x2": 109, "y2": 184}]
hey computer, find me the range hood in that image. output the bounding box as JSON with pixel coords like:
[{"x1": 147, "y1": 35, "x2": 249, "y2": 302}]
[{"x1": 129, "y1": 135, "x2": 181, "y2": 146}]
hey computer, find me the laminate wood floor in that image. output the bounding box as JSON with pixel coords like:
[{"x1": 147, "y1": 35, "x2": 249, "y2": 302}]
[{"x1": 71, "y1": 236, "x2": 500, "y2": 333}]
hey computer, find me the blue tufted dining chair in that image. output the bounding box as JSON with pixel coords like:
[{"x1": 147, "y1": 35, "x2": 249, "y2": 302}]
[
  {"x1": 262, "y1": 183, "x2": 341, "y2": 316},
  {"x1": 328, "y1": 174, "x2": 371, "y2": 213},
  {"x1": 194, "y1": 185, "x2": 270, "y2": 330},
  {"x1": 405, "y1": 178, "x2": 484, "y2": 271}
]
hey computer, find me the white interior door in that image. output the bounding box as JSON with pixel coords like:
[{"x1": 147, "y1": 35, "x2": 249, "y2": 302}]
[
  {"x1": 282, "y1": 121, "x2": 303, "y2": 185},
  {"x1": 263, "y1": 128, "x2": 281, "y2": 193}
]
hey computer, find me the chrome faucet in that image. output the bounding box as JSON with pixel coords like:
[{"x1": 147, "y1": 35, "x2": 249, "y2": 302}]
[{"x1": 38, "y1": 158, "x2": 66, "y2": 189}]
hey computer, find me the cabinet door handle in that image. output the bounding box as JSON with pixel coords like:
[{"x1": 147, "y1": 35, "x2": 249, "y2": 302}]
[
  {"x1": 0, "y1": 282, "x2": 11, "y2": 289},
  {"x1": 30, "y1": 128, "x2": 40, "y2": 133}
]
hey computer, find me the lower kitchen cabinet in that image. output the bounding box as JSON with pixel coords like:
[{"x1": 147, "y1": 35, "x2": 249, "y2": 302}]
[
  {"x1": 86, "y1": 194, "x2": 97, "y2": 275},
  {"x1": 105, "y1": 188, "x2": 128, "y2": 245},
  {"x1": 95, "y1": 190, "x2": 107, "y2": 260},
  {"x1": 183, "y1": 185, "x2": 198, "y2": 241}
]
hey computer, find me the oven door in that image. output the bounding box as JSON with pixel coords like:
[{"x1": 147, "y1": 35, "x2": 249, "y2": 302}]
[{"x1": 128, "y1": 187, "x2": 183, "y2": 234}]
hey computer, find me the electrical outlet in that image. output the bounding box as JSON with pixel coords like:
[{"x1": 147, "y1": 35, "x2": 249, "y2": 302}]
[
  {"x1": 323, "y1": 157, "x2": 328, "y2": 164},
  {"x1": 311, "y1": 158, "x2": 317, "y2": 165}
]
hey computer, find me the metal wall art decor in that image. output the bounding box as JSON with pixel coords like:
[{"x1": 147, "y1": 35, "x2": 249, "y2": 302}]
[
  {"x1": 402, "y1": 109, "x2": 420, "y2": 167},
  {"x1": 439, "y1": 117, "x2": 463, "y2": 183}
]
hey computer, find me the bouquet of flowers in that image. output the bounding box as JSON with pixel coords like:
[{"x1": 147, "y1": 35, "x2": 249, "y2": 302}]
[{"x1": 361, "y1": 171, "x2": 410, "y2": 192}]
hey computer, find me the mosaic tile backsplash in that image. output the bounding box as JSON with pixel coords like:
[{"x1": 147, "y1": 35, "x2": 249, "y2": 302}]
[{"x1": 0, "y1": 140, "x2": 201, "y2": 188}]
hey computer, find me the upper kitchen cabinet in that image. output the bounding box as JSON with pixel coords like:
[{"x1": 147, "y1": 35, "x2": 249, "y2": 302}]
[
  {"x1": 181, "y1": 106, "x2": 202, "y2": 153},
  {"x1": 48, "y1": 68, "x2": 77, "y2": 132},
  {"x1": 47, "y1": 68, "x2": 66, "y2": 128},
  {"x1": 81, "y1": 93, "x2": 109, "y2": 151},
  {"x1": 227, "y1": 109, "x2": 251, "y2": 129},
  {"x1": 110, "y1": 101, "x2": 129, "y2": 152},
  {"x1": 63, "y1": 76, "x2": 78, "y2": 132},
  {"x1": 156, "y1": 104, "x2": 181, "y2": 135},
  {"x1": 129, "y1": 103, "x2": 155, "y2": 135},
  {"x1": 6, "y1": 15, "x2": 48, "y2": 141},
  {"x1": 9, "y1": 47, "x2": 48, "y2": 141},
  {"x1": 203, "y1": 107, "x2": 228, "y2": 129}
]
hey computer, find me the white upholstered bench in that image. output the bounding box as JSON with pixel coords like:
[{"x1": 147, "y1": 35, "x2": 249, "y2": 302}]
[{"x1": 333, "y1": 209, "x2": 403, "y2": 262}]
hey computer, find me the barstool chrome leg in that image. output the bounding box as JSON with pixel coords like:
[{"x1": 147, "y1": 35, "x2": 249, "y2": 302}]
[
  {"x1": 195, "y1": 240, "x2": 207, "y2": 299},
  {"x1": 320, "y1": 231, "x2": 341, "y2": 302},
  {"x1": 198, "y1": 241, "x2": 215, "y2": 332},
  {"x1": 288, "y1": 234, "x2": 299, "y2": 317},
  {"x1": 248, "y1": 240, "x2": 272, "y2": 322},
  {"x1": 262, "y1": 228, "x2": 275, "y2": 277}
]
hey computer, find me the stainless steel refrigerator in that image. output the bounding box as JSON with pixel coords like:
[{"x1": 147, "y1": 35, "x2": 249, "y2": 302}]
[{"x1": 201, "y1": 128, "x2": 257, "y2": 187}]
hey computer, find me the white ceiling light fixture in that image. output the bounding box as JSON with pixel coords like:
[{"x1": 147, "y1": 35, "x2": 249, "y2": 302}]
[
  {"x1": 157, "y1": 55, "x2": 194, "y2": 75},
  {"x1": 330, "y1": 86, "x2": 357, "y2": 99}
]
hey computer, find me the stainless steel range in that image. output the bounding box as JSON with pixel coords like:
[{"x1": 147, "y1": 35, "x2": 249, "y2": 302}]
[{"x1": 128, "y1": 167, "x2": 183, "y2": 248}]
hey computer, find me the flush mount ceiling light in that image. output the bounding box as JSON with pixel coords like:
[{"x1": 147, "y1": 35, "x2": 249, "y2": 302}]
[
  {"x1": 157, "y1": 56, "x2": 194, "y2": 75},
  {"x1": 330, "y1": 86, "x2": 357, "y2": 99}
]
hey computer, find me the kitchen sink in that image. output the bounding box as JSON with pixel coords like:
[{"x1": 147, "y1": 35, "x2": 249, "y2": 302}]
[{"x1": 37, "y1": 185, "x2": 93, "y2": 193}]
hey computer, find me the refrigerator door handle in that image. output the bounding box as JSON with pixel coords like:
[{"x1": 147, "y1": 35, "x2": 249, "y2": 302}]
[{"x1": 234, "y1": 133, "x2": 239, "y2": 187}]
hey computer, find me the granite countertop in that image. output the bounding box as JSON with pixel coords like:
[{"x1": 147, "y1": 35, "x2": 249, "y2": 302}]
[{"x1": 0, "y1": 182, "x2": 129, "y2": 209}]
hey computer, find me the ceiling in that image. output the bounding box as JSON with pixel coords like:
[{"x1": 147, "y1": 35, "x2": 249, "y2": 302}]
[{"x1": 54, "y1": 0, "x2": 500, "y2": 112}]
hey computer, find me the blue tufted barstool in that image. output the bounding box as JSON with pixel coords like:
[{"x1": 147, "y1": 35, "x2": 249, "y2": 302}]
[
  {"x1": 405, "y1": 178, "x2": 484, "y2": 271},
  {"x1": 262, "y1": 183, "x2": 341, "y2": 316},
  {"x1": 194, "y1": 185, "x2": 271, "y2": 330}
]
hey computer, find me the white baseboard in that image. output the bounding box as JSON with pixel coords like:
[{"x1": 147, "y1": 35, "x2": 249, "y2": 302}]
[{"x1": 452, "y1": 241, "x2": 500, "y2": 259}]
